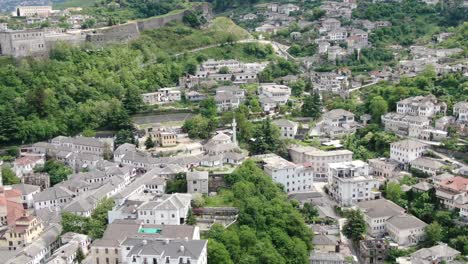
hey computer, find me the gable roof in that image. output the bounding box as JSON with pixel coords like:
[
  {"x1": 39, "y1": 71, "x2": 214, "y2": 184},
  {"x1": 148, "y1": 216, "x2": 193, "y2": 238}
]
[
  {"x1": 387, "y1": 214, "x2": 427, "y2": 230},
  {"x1": 357, "y1": 199, "x2": 405, "y2": 218}
]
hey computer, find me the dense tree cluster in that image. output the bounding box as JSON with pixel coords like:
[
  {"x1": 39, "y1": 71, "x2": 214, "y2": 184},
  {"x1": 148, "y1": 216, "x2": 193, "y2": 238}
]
[
  {"x1": 1, "y1": 166, "x2": 20, "y2": 185},
  {"x1": 0, "y1": 19, "x2": 253, "y2": 146},
  {"x1": 353, "y1": 0, "x2": 466, "y2": 46},
  {"x1": 61, "y1": 198, "x2": 114, "y2": 239},
  {"x1": 34, "y1": 159, "x2": 73, "y2": 186},
  {"x1": 343, "y1": 124, "x2": 399, "y2": 160},
  {"x1": 343, "y1": 209, "x2": 367, "y2": 242},
  {"x1": 383, "y1": 183, "x2": 468, "y2": 254},
  {"x1": 259, "y1": 58, "x2": 299, "y2": 82},
  {"x1": 206, "y1": 160, "x2": 313, "y2": 264},
  {"x1": 80, "y1": 0, "x2": 188, "y2": 25}
]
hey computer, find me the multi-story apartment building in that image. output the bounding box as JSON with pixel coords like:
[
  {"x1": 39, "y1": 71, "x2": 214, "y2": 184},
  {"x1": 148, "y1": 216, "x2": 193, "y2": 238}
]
[
  {"x1": 187, "y1": 171, "x2": 209, "y2": 194},
  {"x1": 50, "y1": 136, "x2": 113, "y2": 157},
  {"x1": 357, "y1": 199, "x2": 406, "y2": 237},
  {"x1": 328, "y1": 28, "x2": 348, "y2": 41},
  {"x1": 320, "y1": 109, "x2": 357, "y2": 138},
  {"x1": 141, "y1": 87, "x2": 182, "y2": 105},
  {"x1": 15, "y1": 6, "x2": 52, "y2": 17},
  {"x1": 367, "y1": 158, "x2": 401, "y2": 178},
  {"x1": 385, "y1": 214, "x2": 427, "y2": 246},
  {"x1": 137, "y1": 193, "x2": 192, "y2": 225},
  {"x1": 310, "y1": 71, "x2": 349, "y2": 95},
  {"x1": 261, "y1": 154, "x2": 314, "y2": 193},
  {"x1": 258, "y1": 83, "x2": 291, "y2": 105},
  {"x1": 396, "y1": 95, "x2": 446, "y2": 118},
  {"x1": 390, "y1": 139, "x2": 428, "y2": 164},
  {"x1": 91, "y1": 219, "x2": 201, "y2": 264},
  {"x1": 435, "y1": 176, "x2": 468, "y2": 211},
  {"x1": 327, "y1": 160, "x2": 380, "y2": 206},
  {"x1": 273, "y1": 119, "x2": 298, "y2": 139},
  {"x1": 409, "y1": 157, "x2": 445, "y2": 176},
  {"x1": 453, "y1": 101, "x2": 468, "y2": 123},
  {"x1": 381, "y1": 113, "x2": 430, "y2": 138},
  {"x1": 321, "y1": 18, "x2": 341, "y2": 32},
  {"x1": 214, "y1": 86, "x2": 245, "y2": 112},
  {"x1": 289, "y1": 145, "x2": 353, "y2": 181},
  {"x1": 120, "y1": 238, "x2": 208, "y2": 264}
]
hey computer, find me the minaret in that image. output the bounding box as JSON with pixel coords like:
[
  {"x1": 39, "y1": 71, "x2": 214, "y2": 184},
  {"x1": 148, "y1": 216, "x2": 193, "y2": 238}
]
[{"x1": 232, "y1": 118, "x2": 237, "y2": 145}]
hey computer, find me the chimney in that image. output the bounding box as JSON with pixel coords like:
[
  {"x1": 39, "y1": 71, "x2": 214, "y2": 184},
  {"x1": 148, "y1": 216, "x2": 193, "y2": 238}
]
[{"x1": 180, "y1": 245, "x2": 185, "y2": 253}]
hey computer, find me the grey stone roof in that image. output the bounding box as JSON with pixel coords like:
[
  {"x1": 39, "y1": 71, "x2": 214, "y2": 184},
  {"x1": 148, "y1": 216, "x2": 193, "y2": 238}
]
[
  {"x1": 391, "y1": 139, "x2": 428, "y2": 150},
  {"x1": 35, "y1": 207, "x2": 62, "y2": 227},
  {"x1": 411, "y1": 243, "x2": 460, "y2": 261},
  {"x1": 11, "y1": 184, "x2": 40, "y2": 195},
  {"x1": 387, "y1": 214, "x2": 427, "y2": 230},
  {"x1": 186, "y1": 171, "x2": 209, "y2": 181},
  {"x1": 273, "y1": 119, "x2": 298, "y2": 128},
  {"x1": 138, "y1": 193, "x2": 191, "y2": 211},
  {"x1": 357, "y1": 199, "x2": 405, "y2": 218},
  {"x1": 98, "y1": 219, "x2": 196, "y2": 243},
  {"x1": 322, "y1": 109, "x2": 354, "y2": 119},
  {"x1": 411, "y1": 181, "x2": 434, "y2": 192},
  {"x1": 310, "y1": 252, "x2": 345, "y2": 262},
  {"x1": 122, "y1": 238, "x2": 207, "y2": 259},
  {"x1": 115, "y1": 143, "x2": 137, "y2": 155},
  {"x1": 313, "y1": 234, "x2": 338, "y2": 245},
  {"x1": 33, "y1": 186, "x2": 75, "y2": 202},
  {"x1": 410, "y1": 157, "x2": 445, "y2": 170}
]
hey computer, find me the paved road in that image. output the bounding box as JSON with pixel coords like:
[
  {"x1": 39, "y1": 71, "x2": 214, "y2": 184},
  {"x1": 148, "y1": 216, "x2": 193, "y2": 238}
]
[{"x1": 348, "y1": 81, "x2": 378, "y2": 93}]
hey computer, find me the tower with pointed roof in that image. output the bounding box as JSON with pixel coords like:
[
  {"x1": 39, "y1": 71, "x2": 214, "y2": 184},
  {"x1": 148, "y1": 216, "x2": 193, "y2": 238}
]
[{"x1": 232, "y1": 118, "x2": 237, "y2": 145}]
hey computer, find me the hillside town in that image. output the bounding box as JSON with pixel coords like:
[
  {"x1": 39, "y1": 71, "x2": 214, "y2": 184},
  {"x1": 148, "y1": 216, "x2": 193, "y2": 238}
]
[{"x1": 0, "y1": 0, "x2": 467, "y2": 263}]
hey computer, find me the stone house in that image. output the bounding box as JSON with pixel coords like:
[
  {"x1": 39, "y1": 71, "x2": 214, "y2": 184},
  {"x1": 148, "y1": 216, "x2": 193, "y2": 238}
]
[
  {"x1": 187, "y1": 171, "x2": 209, "y2": 194},
  {"x1": 273, "y1": 119, "x2": 299, "y2": 139}
]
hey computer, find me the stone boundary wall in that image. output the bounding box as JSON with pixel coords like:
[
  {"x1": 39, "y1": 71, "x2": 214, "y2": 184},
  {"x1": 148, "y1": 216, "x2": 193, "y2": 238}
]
[{"x1": 86, "y1": 3, "x2": 212, "y2": 45}]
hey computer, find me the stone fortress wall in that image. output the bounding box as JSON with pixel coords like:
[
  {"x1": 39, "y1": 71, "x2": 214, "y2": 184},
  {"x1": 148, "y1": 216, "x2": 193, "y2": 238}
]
[{"x1": 0, "y1": 3, "x2": 212, "y2": 58}]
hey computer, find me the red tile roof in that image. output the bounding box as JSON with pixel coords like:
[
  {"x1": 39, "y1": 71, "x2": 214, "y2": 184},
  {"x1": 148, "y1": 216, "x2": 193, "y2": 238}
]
[{"x1": 440, "y1": 176, "x2": 468, "y2": 192}]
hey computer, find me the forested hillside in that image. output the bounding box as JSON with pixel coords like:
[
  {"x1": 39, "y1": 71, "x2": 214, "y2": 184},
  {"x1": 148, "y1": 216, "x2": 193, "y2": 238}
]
[{"x1": 0, "y1": 18, "x2": 255, "y2": 145}]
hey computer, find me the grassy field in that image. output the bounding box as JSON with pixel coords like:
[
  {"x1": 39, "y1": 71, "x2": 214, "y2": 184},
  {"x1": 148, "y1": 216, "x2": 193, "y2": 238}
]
[
  {"x1": 53, "y1": 0, "x2": 97, "y2": 9},
  {"x1": 138, "y1": 17, "x2": 251, "y2": 54},
  {"x1": 204, "y1": 189, "x2": 235, "y2": 207}
]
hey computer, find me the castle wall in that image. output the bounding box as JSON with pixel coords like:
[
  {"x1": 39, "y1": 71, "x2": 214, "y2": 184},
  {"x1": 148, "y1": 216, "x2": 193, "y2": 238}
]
[
  {"x1": 0, "y1": 3, "x2": 212, "y2": 58},
  {"x1": 0, "y1": 29, "x2": 48, "y2": 58},
  {"x1": 86, "y1": 22, "x2": 140, "y2": 45}
]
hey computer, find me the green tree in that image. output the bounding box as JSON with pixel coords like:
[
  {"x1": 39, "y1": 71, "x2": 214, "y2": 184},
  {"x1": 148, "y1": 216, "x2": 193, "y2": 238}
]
[
  {"x1": 6, "y1": 147, "x2": 19, "y2": 158},
  {"x1": 425, "y1": 222, "x2": 444, "y2": 246},
  {"x1": 302, "y1": 92, "x2": 322, "y2": 118},
  {"x1": 199, "y1": 97, "x2": 217, "y2": 119},
  {"x1": 61, "y1": 212, "x2": 88, "y2": 234},
  {"x1": 290, "y1": 79, "x2": 305, "y2": 96},
  {"x1": 208, "y1": 239, "x2": 234, "y2": 264},
  {"x1": 385, "y1": 182, "x2": 407, "y2": 208},
  {"x1": 343, "y1": 210, "x2": 367, "y2": 241},
  {"x1": 301, "y1": 202, "x2": 319, "y2": 223},
  {"x1": 144, "y1": 136, "x2": 155, "y2": 150},
  {"x1": 186, "y1": 208, "x2": 197, "y2": 225},
  {"x1": 82, "y1": 128, "x2": 96, "y2": 137},
  {"x1": 115, "y1": 129, "x2": 135, "y2": 147},
  {"x1": 1, "y1": 166, "x2": 20, "y2": 185},
  {"x1": 182, "y1": 114, "x2": 216, "y2": 139},
  {"x1": 75, "y1": 247, "x2": 85, "y2": 263},
  {"x1": 369, "y1": 96, "x2": 388, "y2": 123},
  {"x1": 36, "y1": 160, "x2": 72, "y2": 186},
  {"x1": 250, "y1": 118, "x2": 282, "y2": 155},
  {"x1": 166, "y1": 173, "x2": 187, "y2": 193}
]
